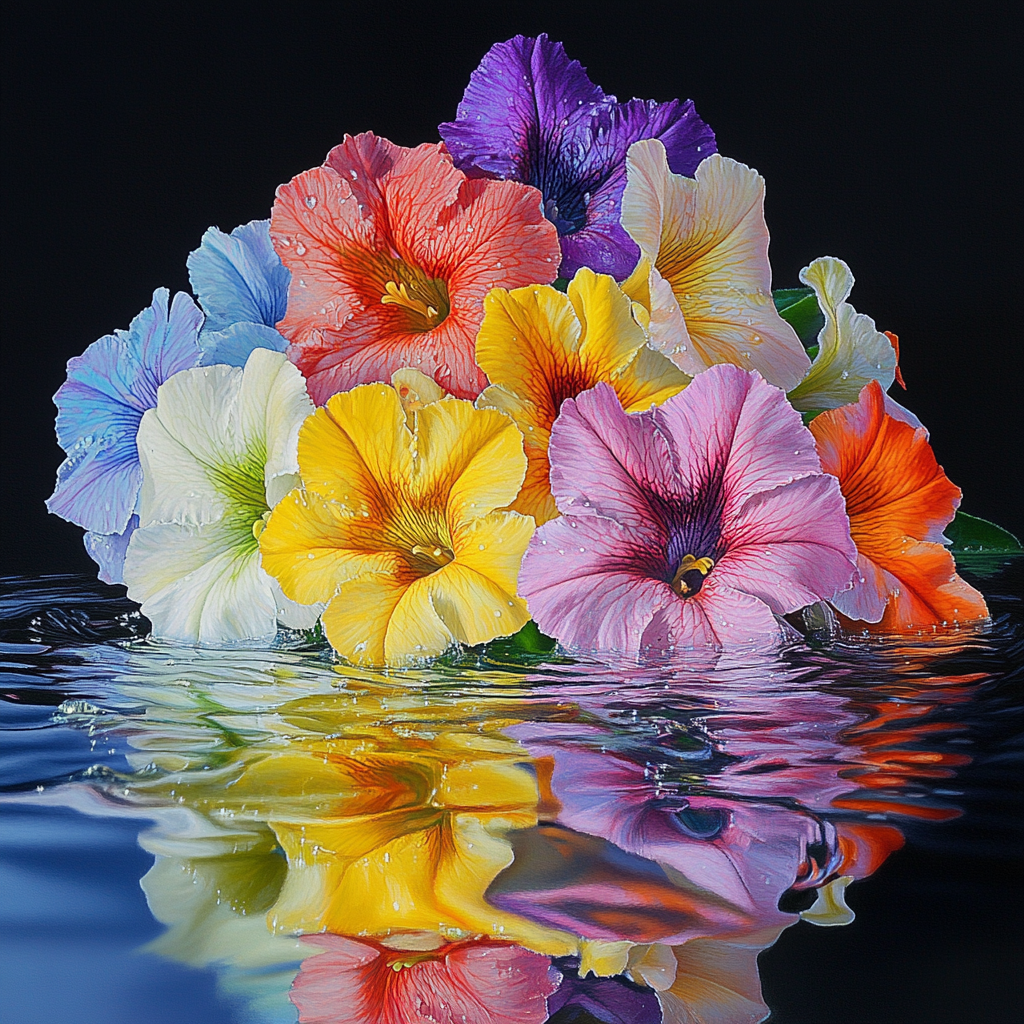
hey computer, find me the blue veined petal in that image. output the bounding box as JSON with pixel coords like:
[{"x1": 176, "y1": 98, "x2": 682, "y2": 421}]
[
  {"x1": 127, "y1": 289, "x2": 206, "y2": 407},
  {"x1": 84, "y1": 514, "x2": 138, "y2": 585},
  {"x1": 47, "y1": 431, "x2": 144, "y2": 534},
  {"x1": 188, "y1": 219, "x2": 291, "y2": 334},
  {"x1": 49, "y1": 288, "x2": 202, "y2": 535},
  {"x1": 198, "y1": 321, "x2": 288, "y2": 368}
]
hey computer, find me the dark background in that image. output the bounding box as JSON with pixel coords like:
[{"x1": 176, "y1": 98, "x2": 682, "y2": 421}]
[
  {"x1": 3, "y1": 2, "x2": 1021, "y2": 576},
  {"x1": 1, "y1": 5, "x2": 1022, "y2": 1022}
]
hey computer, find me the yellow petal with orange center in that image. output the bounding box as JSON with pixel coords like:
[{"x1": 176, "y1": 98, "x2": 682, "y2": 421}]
[
  {"x1": 411, "y1": 398, "x2": 527, "y2": 526},
  {"x1": 297, "y1": 383, "x2": 411, "y2": 510},
  {"x1": 259, "y1": 489, "x2": 401, "y2": 607}
]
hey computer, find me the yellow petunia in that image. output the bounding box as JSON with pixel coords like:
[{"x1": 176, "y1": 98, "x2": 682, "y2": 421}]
[
  {"x1": 258, "y1": 379, "x2": 534, "y2": 666},
  {"x1": 476, "y1": 267, "x2": 691, "y2": 524},
  {"x1": 621, "y1": 140, "x2": 811, "y2": 391}
]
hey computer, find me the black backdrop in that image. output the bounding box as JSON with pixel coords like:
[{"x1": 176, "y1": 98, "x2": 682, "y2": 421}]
[
  {"x1": 3, "y1": 2, "x2": 1021, "y2": 575},
  {"x1": 2, "y1": 5, "x2": 1022, "y2": 1022}
]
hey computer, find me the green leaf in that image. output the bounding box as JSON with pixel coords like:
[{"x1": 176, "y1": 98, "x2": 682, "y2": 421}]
[
  {"x1": 945, "y1": 511, "x2": 1023, "y2": 553},
  {"x1": 800, "y1": 409, "x2": 826, "y2": 425},
  {"x1": 552, "y1": 277, "x2": 569, "y2": 293},
  {"x1": 508, "y1": 620, "x2": 557, "y2": 653},
  {"x1": 773, "y1": 287, "x2": 825, "y2": 349}
]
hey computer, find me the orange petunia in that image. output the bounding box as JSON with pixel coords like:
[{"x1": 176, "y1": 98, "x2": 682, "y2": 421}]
[
  {"x1": 809, "y1": 380, "x2": 987, "y2": 631},
  {"x1": 271, "y1": 132, "x2": 561, "y2": 404}
]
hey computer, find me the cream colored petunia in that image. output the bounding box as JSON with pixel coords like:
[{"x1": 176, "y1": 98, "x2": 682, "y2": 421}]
[
  {"x1": 123, "y1": 348, "x2": 322, "y2": 643},
  {"x1": 621, "y1": 140, "x2": 810, "y2": 390}
]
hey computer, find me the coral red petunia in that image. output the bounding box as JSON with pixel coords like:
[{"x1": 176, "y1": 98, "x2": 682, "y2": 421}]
[
  {"x1": 271, "y1": 133, "x2": 561, "y2": 403},
  {"x1": 289, "y1": 934, "x2": 556, "y2": 1024},
  {"x1": 810, "y1": 380, "x2": 988, "y2": 631}
]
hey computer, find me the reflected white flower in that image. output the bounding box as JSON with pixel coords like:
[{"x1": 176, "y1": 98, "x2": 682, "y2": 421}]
[{"x1": 124, "y1": 348, "x2": 322, "y2": 643}]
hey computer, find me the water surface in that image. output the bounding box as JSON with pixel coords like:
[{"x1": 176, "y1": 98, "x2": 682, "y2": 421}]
[{"x1": 1, "y1": 561, "x2": 1021, "y2": 1024}]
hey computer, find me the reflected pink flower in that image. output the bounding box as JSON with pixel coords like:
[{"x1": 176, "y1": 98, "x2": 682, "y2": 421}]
[
  {"x1": 289, "y1": 934, "x2": 556, "y2": 1024},
  {"x1": 518, "y1": 366, "x2": 858, "y2": 654}
]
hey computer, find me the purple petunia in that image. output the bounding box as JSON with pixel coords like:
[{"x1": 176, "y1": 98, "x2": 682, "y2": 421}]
[
  {"x1": 518, "y1": 366, "x2": 858, "y2": 655},
  {"x1": 439, "y1": 34, "x2": 716, "y2": 280}
]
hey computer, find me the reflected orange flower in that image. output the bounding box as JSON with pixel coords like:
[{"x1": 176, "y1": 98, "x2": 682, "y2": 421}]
[{"x1": 810, "y1": 380, "x2": 988, "y2": 630}]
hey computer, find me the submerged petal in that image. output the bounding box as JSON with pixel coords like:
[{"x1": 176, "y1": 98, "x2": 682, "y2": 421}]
[{"x1": 787, "y1": 257, "x2": 897, "y2": 412}]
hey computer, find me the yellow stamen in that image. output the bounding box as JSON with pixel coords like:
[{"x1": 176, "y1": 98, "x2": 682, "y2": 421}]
[
  {"x1": 252, "y1": 510, "x2": 272, "y2": 540},
  {"x1": 671, "y1": 553, "x2": 715, "y2": 596},
  {"x1": 381, "y1": 280, "x2": 440, "y2": 321}
]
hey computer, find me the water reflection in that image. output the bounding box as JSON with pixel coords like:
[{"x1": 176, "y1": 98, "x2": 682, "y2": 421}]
[{"x1": 1, "y1": 571, "x2": 1020, "y2": 1023}]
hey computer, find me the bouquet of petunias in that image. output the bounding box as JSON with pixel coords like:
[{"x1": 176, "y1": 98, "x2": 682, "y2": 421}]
[{"x1": 49, "y1": 34, "x2": 1008, "y2": 666}]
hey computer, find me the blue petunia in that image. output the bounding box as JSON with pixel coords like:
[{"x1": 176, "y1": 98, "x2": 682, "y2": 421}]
[
  {"x1": 187, "y1": 219, "x2": 290, "y2": 366},
  {"x1": 47, "y1": 288, "x2": 203, "y2": 582},
  {"x1": 439, "y1": 34, "x2": 717, "y2": 280}
]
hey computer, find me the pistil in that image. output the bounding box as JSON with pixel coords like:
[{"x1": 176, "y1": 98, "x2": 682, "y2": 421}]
[{"x1": 381, "y1": 280, "x2": 441, "y2": 322}]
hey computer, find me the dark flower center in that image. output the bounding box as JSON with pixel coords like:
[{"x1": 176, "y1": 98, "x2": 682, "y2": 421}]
[{"x1": 670, "y1": 554, "x2": 715, "y2": 597}]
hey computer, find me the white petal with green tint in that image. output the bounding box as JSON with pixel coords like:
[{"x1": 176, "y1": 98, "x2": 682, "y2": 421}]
[
  {"x1": 125, "y1": 349, "x2": 320, "y2": 643},
  {"x1": 787, "y1": 256, "x2": 896, "y2": 412}
]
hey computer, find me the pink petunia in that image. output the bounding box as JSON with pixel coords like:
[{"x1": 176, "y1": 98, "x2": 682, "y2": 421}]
[
  {"x1": 289, "y1": 934, "x2": 557, "y2": 1024},
  {"x1": 518, "y1": 365, "x2": 858, "y2": 654},
  {"x1": 272, "y1": 132, "x2": 561, "y2": 403}
]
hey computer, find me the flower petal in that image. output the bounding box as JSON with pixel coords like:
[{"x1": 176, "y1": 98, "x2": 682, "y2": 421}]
[
  {"x1": 787, "y1": 257, "x2": 897, "y2": 412},
  {"x1": 654, "y1": 364, "x2": 826, "y2": 521},
  {"x1": 810, "y1": 381, "x2": 988, "y2": 629},
  {"x1": 83, "y1": 515, "x2": 138, "y2": 586},
  {"x1": 187, "y1": 219, "x2": 290, "y2": 335},
  {"x1": 412, "y1": 399, "x2": 527, "y2": 526},
  {"x1": 548, "y1": 383, "x2": 680, "y2": 536},
  {"x1": 713, "y1": 474, "x2": 857, "y2": 615},
  {"x1": 123, "y1": 520, "x2": 276, "y2": 643},
  {"x1": 48, "y1": 289, "x2": 202, "y2": 533},
  {"x1": 519, "y1": 514, "x2": 673, "y2": 654},
  {"x1": 622, "y1": 143, "x2": 809, "y2": 389}
]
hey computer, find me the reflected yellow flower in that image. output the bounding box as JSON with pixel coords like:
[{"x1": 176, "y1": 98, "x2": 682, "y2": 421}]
[
  {"x1": 259, "y1": 380, "x2": 534, "y2": 665},
  {"x1": 621, "y1": 141, "x2": 810, "y2": 391},
  {"x1": 476, "y1": 268, "x2": 690, "y2": 524}
]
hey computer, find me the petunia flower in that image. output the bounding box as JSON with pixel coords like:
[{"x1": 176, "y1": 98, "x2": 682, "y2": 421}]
[
  {"x1": 271, "y1": 132, "x2": 561, "y2": 404},
  {"x1": 289, "y1": 934, "x2": 557, "y2": 1024},
  {"x1": 809, "y1": 380, "x2": 988, "y2": 630},
  {"x1": 518, "y1": 366, "x2": 858, "y2": 654},
  {"x1": 123, "y1": 348, "x2": 321, "y2": 643},
  {"x1": 620, "y1": 140, "x2": 810, "y2": 390},
  {"x1": 440, "y1": 33, "x2": 716, "y2": 280},
  {"x1": 786, "y1": 256, "x2": 898, "y2": 413},
  {"x1": 476, "y1": 267, "x2": 690, "y2": 524},
  {"x1": 258, "y1": 380, "x2": 535, "y2": 665},
  {"x1": 47, "y1": 288, "x2": 203, "y2": 584},
  {"x1": 187, "y1": 218, "x2": 290, "y2": 366}
]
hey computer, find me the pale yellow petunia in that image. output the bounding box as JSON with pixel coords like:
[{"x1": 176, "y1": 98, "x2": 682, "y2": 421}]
[
  {"x1": 786, "y1": 256, "x2": 897, "y2": 412},
  {"x1": 476, "y1": 267, "x2": 690, "y2": 524},
  {"x1": 621, "y1": 140, "x2": 810, "y2": 391},
  {"x1": 259, "y1": 381, "x2": 534, "y2": 666}
]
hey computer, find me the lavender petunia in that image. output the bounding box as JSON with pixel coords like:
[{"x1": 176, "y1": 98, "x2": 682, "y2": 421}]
[
  {"x1": 518, "y1": 367, "x2": 858, "y2": 655},
  {"x1": 47, "y1": 288, "x2": 203, "y2": 582},
  {"x1": 440, "y1": 34, "x2": 716, "y2": 280},
  {"x1": 187, "y1": 219, "x2": 289, "y2": 366}
]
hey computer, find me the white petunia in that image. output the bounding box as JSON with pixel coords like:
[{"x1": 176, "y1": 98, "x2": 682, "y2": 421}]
[
  {"x1": 124, "y1": 348, "x2": 321, "y2": 643},
  {"x1": 786, "y1": 256, "x2": 897, "y2": 413}
]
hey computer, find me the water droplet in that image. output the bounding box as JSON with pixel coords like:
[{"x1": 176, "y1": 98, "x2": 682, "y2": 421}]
[{"x1": 305, "y1": 195, "x2": 317, "y2": 209}]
